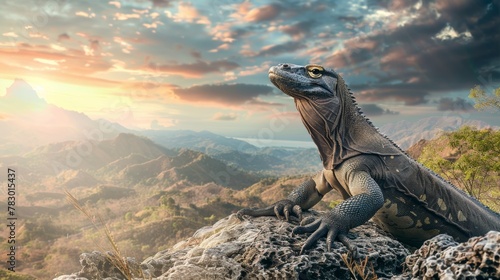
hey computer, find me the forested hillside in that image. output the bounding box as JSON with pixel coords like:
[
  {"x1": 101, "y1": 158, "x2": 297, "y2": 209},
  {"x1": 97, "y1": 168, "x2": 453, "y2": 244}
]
[{"x1": 409, "y1": 126, "x2": 499, "y2": 211}]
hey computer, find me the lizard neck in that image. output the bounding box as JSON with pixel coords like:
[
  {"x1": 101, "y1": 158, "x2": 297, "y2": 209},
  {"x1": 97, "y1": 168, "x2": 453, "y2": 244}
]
[{"x1": 296, "y1": 75, "x2": 399, "y2": 169}]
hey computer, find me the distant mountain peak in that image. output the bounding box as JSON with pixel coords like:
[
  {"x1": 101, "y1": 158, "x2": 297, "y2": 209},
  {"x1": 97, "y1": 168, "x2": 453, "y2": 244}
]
[
  {"x1": 0, "y1": 80, "x2": 132, "y2": 155},
  {"x1": 4, "y1": 78, "x2": 46, "y2": 105}
]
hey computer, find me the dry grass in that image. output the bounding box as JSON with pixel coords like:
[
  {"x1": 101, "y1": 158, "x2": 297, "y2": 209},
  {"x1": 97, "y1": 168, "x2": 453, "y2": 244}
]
[
  {"x1": 65, "y1": 190, "x2": 145, "y2": 279},
  {"x1": 341, "y1": 253, "x2": 377, "y2": 280}
]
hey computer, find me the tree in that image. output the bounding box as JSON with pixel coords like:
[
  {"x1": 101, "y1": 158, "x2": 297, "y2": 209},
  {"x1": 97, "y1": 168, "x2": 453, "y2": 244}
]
[
  {"x1": 469, "y1": 85, "x2": 500, "y2": 111},
  {"x1": 160, "y1": 195, "x2": 176, "y2": 208},
  {"x1": 419, "y1": 126, "x2": 500, "y2": 210}
]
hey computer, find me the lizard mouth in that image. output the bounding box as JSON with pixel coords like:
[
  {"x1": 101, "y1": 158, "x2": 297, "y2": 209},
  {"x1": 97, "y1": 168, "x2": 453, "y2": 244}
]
[
  {"x1": 268, "y1": 69, "x2": 308, "y2": 97},
  {"x1": 268, "y1": 72, "x2": 284, "y2": 89},
  {"x1": 268, "y1": 71, "x2": 288, "y2": 93}
]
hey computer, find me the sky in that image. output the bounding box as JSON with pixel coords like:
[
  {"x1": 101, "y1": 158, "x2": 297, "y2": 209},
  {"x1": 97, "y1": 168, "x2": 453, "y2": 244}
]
[{"x1": 0, "y1": 0, "x2": 499, "y2": 141}]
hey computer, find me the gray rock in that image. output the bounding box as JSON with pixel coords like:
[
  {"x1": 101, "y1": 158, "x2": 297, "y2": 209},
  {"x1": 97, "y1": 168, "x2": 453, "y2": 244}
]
[
  {"x1": 53, "y1": 250, "x2": 143, "y2": 280},
  {"x1": 53, "y1": 212, "x2": 500, "y2": 280},
  {"x1": 145, "y1": 213, "x2": 409, "y2": 279},
  {"x1": 55, "y1": 211, "x2": 410, "y2": 279},
  {"x1": 394, "y1": 231, "x2": 500, "y2": 280}
]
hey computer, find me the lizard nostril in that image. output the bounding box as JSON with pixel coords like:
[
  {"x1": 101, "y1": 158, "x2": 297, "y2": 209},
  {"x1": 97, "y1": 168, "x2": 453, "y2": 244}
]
[{"x1": 282, "y1": 64, "x2": 289, "y2": 68}]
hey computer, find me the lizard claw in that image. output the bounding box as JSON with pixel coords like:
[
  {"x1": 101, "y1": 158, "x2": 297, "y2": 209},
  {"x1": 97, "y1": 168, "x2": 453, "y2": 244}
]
[
  {"x1": 293, "y1": 218, "x2": 323, "y2": 254},
  {"x1": 293, "y1": 211, "x2": 354, "y2": 255},
  {"x1": 283, "y1": 204, "x2": 292, "y2": 221},
  {"x1": 238, "y1": 200, "x2": 303, "y2": 222},
  {"x1": 292, "y1": 205, "x2": 302, "y2": 221},
  {"x1": 300, "y1": 216, "x2": 316, "y2": 226},
  {"x1": 338, "y1": 233, "x2": 359, "y2": 258},
  {"x1": 273, "y1": 199, "x2": 302, "y2": 221},
  {"x1": 293, "y1": 217, "x2": 321, "y2": 234},
  {"x1": 274, "y1": 203, "x2": 284, "y2": 220}
]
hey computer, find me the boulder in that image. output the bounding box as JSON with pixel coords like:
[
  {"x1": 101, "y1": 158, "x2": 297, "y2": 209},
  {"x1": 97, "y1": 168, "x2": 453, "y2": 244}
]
[
  {"x1": 54, "y1": 211, "x2": 408, "y2": 279},
  {"x1": 395, "y1": 231, "x2": 500, "y2": 279},
  {"x1": 53, "y1": 211, "x2": 499, "y2": 280}
]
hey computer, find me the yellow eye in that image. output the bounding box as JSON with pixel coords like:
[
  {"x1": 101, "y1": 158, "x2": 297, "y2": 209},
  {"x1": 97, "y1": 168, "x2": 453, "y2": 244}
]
[{"x1": 306, "y1": 65, "x2": 324, "y2": 78}]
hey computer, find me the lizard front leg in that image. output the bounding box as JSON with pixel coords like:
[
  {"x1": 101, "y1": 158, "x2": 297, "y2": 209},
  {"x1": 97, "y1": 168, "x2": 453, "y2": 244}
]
[
  {"x1": 293, "y1": 170, "x2": 384, "y2": 254},
  {"x1": 237, "y1": 176, "x2": 325, "y2": 221}
]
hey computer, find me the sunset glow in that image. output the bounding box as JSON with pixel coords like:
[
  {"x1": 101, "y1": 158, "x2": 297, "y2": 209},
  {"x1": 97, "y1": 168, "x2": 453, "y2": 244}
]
[{"x1": 1, "y1": 0, "x2": 499, "y2": 138}]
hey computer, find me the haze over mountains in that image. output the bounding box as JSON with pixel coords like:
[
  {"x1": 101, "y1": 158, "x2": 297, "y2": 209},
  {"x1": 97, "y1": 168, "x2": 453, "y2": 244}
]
[
  {"x1": 379, "y1": 116, "x2": 499, "y2": 150},
  {"x1": 0, "y1": 79, "x2": 131, "y2": 155},
  {"x1": 1, "y1": 133, "x2": 260, "y2": 191},
  {"x1": 1, "y1": 79, "x2": 497, "y2": 158}
]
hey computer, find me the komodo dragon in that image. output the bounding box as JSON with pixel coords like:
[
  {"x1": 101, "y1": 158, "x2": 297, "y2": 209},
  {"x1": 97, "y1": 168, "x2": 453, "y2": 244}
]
[{"x1": 238, "y1": 63, "x2": 500, "y2": 254}]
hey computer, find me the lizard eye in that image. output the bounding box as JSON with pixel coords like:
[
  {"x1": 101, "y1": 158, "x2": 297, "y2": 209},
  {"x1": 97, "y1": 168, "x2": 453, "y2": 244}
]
[{"x1": 306, "y1": 65, "x2": 324, "y2": 79}]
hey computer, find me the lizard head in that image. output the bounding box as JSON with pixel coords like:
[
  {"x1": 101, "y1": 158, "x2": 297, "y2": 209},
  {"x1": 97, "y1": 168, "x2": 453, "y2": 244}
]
[{"x1": 268, "y1": 63, "x2": 339, "y2": 101}]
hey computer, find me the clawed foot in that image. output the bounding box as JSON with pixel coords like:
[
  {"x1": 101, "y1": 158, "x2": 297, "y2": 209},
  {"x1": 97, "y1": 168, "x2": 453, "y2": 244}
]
[
  {"x1": 238, "y1": 206, "x2": 359, "y2": 257},
  {"x1": 237, "y1": 199, "x2": 303, "y2": 222},
  {"x1": 292, "y1": 212, "x2": 359, "y2": 257}
]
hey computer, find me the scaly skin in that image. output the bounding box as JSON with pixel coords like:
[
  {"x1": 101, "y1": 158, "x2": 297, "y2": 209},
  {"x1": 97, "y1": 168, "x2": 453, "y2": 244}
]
[{"x1": 238, "y1": 63, "x2": 500, "y2": 255}]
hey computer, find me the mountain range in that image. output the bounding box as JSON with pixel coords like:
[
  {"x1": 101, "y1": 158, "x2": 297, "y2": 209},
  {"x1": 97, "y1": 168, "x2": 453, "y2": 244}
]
[{"x1": 1, "y1": 133, "x2": 262, "y2": 191}]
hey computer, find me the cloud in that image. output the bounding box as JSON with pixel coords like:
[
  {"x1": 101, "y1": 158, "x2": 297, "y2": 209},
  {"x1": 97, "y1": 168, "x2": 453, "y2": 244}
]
[
  {"x1": 360, "y1": 103, "x2": 399, "y2": 116},
  {"x1": 190, "y1": 51, "x2": 202, "y2": 59},
  {"x1": 58, "y1": 33, "x2": 71, "y2": 41},
  {"x1": 246, "y1": 98, "x2": 283, "y2": 108},
  {"x1": 108, "y1": 1, "x2": 121, "y2": 8},
  {"x1": 125, "y1": 81, "x2": 178, "y2": 91},
  {"x1": 278, "y1": 20, "x2": 316, "y2": 40},
  {"x1": 268, "y1": 111, "x2": 300, "y2": 119},
  {"x1": 326, "y1": 0, "x2": 500, "y2": 108},
  {"x1": 209, "y1": 22, "x2": 252, "y2": 44},
  {"x1": 169, "y1": 2, "x2": 210, "y2": 24},
  {"x1": 173, "y1": 83, "x2": 275, "y2": 106},
  {"x1": 3, "y1": 32, "x2": 18, "y2": 38},
  {"x1": 151, "y1": 119, "x2": 177, "y2": 129},
  {"x1": 150, "y1": 0, "x2": 175, "y2": 7},
  {"x1": 75, "y1": 11, "x2": 96, "y2": 18},
  {"x1": 1, "y1": 0, "x2": 498, "y2": 131},
  {"x1": 325, "y1": 36, "x2": 379, "y2": 70},
  {"x1": 116, "y1": 81, "x2": 178, "y2": 101},
  {"x1": 114, "y1": 13, "x2": 141, "y2": 20},
  {"x1": 145, "y1": 60, "x2": 239, "y2": 78},
  {"x1": 366, "y1": 0, "x2": 423, "y2": 12},
  {"x1": 433, "y1": 24, "x2": 472, "y2": 42},
  {"x1": 356, "y1": 86, "x2": 429, "y2": 106},
  {"x1": 252, "y1": 41, "x2": 306, "y2": 57},
  {"x1": 212, "y1": 112, "x2": 238, "y2": 121},
  {"x1": 239, "y1": 62, "x2": 272, "y2": 76},
  {"x1": 244, "y1": 4, "x2": 281, "y2": 22},
  {"x1": 0, "y1": 113, "x2": 9, "y2": 120},
  {"x1": 0, "y1": 43, "x2": 113, "y2": 75},
  {"x1": 143, "y1": 20, "x2": 163, "y2": 29},
  {"x1": 437, "y1": 97, "x2": 474, "y2": 111},
  {"x1": 0, "y1": 59, "x2": 120, "y2": 90}
]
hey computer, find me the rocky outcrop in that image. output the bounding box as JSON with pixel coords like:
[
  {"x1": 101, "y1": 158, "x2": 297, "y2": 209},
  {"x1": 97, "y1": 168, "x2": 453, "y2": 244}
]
[
  {"x1": 395, "y1": 231, "x2": 500, "y2": 279},
  {"x1": 54, "y1": 212, "x2": 499, "y2": 280}
]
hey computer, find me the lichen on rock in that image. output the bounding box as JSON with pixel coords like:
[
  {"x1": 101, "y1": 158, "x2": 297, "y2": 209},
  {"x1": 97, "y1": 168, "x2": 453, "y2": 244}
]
[{"x1": 396, "y1": 231, "x2": 500, "y2": 280}]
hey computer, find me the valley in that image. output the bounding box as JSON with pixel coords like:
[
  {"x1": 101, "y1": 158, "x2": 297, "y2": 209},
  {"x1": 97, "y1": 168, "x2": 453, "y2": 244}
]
[{"x1": 0, "y1": 132, "x2": 335, "y2": 278}]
